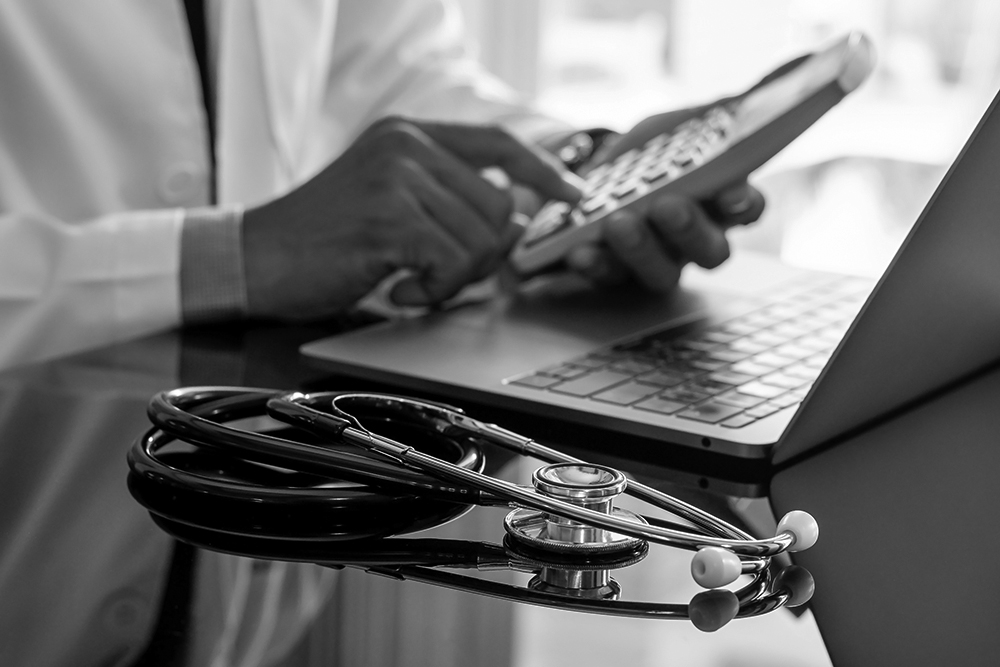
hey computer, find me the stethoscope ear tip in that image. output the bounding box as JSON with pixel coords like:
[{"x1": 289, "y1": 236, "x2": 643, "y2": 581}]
[
  {"x1": 691, "y1": 546, "x2": 742, "y2": 588},
  {"x1": 776, "y1": 510, "x2": 819, "y2": 552},
  {"x1": 773, "y1": 565, "x2": 816, "y2": 607},
  {"x1": 688, "y1": 589, "x2": 740, "y2": 632}
]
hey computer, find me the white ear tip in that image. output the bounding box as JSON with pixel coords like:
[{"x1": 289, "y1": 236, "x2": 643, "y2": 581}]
[
  {"x1": 776, "y1": 510, "x2": 819, "y2": 552},
  {"x1": 691, "y1": 546, "x2": 742, "y2": 589}
]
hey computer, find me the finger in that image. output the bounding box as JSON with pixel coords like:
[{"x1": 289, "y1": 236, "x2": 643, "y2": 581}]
[
  {"x1": 566, "y1": 243, "x2": 631, "y2": 286},
  {"x1": 387, "y1": 193, "x2": 480, "y2": 306},
  {"x1": 379, "y1": 122, "x2": 516, "y2": 229},
  {"x1": 602, "y1": 209, "x2": 686, "y2": 291},
  {"x1": 414, "y1": 121, "x2": 584, "y2": 204},
  {"x1": 392, "y1": 214, "x2": 521, "y2": 306},
  {"x1": 647, "y1": 194, "x2": 731, "y2": 269},
  {"x1": 397, "y1": 158, "x2": 507, "y2": 264},
  {"x1": 467, "y1": 219, "x2": 526, "y2": 285},
  {"x1": 702, "y1": 182, "x2": 766, "y2": 227}
]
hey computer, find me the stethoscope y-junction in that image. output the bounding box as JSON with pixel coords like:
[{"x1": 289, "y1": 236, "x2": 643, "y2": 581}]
[{"x1": 129, "y1": 387, "x2": 818, "y2": 631}]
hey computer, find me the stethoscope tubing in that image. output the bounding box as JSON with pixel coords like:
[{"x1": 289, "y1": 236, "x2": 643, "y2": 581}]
[
  {"x1": 147, "y1": 387, "x2": 790, "y2": 563},
  {"x1": 144, "y1": 387, "x2": 488, "y2": 503},
  {"x1": 271, "y1": 391, "x2": 791, "y2": 560}
]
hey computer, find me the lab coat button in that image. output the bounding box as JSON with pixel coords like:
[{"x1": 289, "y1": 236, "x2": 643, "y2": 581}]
[{"x1": 160, "y1": 163, "x2": 203, "y2": 204}]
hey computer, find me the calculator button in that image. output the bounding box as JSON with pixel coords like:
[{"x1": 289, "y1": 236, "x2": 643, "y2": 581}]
[
  {"x1": 523, "y1": 202, "x2": 570, "y2": 244},
  {"x1": 673, "y1": 153, "x2": 695, "y2": 169},
  {"x1": 643, "y1": 133, "x2": 671, "y2": 151},
  {"x1": 580, "y1": 194, "x2": 613, "y2": 216},
  {"x1": 584, "y1": 164, "x2": 611, "y2": 184},
  {"x1": 641, "y1": 162, "x2": 674, "y2": 183},
  {"x1": 612, "y1": 179, "x2": 643, "y2": 199},
  {"x1": 567, "y1": 207, "x2": 588, "y2": 228}
]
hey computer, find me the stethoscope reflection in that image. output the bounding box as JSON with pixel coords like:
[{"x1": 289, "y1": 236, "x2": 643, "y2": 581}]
[
  {"x1": 144, "y1": 509, "x2": 814, "y2": 633},
  {"x1": 128, "y1": 387, "x2": 816, "y2": 632}
]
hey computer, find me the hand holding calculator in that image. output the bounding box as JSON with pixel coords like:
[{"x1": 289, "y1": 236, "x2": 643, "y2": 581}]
[{"x1": 510, "y1": 32, "x2": 876, "y2": 276}]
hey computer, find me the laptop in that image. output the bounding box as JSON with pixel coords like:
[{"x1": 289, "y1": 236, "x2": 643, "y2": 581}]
[{"x1": 301, "y1": 89, "x2": 1000, "y2": 465}]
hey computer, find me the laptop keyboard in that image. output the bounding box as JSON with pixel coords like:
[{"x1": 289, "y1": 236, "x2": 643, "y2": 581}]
[{"x1": 505, "y1": 275, "x2": 872, "y2": 428}]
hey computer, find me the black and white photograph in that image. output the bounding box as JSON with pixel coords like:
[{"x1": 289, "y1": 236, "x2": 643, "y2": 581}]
[{"x1": 2, "y1": 1, "x2": 999, "y2": 665}]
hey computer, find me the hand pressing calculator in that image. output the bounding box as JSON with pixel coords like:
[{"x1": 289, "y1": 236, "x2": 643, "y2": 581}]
[{"x1": 510, "y1": 31, "x2": 876, "y2": 275}]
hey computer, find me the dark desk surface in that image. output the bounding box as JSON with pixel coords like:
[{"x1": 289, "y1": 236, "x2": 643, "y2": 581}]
[{"x1": 1, "y1": 321, "x2": 997, "y2": 667}]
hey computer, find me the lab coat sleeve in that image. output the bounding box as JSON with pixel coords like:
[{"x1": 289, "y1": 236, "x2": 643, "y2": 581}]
[
  {"x1": 318, "y1": 0, "x2": 572, "y2": 159},
  {"x1": 0, "y1": 209, "x2": 183, "y2": 369}
]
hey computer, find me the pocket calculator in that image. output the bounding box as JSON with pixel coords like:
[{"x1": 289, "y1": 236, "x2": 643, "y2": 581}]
[{"x1": 510, "y1": 32, "x2": 876, "y2": 275}]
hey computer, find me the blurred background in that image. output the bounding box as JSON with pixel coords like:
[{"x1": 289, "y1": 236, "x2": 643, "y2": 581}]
[{"x1": 458, "y1": 0, "x2": 1000, "y2": 278}]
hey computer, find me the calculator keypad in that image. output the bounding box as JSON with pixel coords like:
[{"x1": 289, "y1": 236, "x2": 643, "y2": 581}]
[{"x1": 521, "y1": 105, "x2": 735, "y2": 249}]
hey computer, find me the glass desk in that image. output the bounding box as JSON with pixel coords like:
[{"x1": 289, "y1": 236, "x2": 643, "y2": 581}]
[{"x1": 1, "y1": 321, "x2": 998, "y2": 667}]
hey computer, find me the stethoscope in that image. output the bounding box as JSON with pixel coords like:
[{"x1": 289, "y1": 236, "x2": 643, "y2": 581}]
[{"x1": 129, "y1": 387, "x2": 819, "y2": 628}]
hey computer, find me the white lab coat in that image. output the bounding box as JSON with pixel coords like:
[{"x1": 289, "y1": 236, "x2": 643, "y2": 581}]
[{"x1": 0, "y1": 0, "x2": 565, "y2": 370}]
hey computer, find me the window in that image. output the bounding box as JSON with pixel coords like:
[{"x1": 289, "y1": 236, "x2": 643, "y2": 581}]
[{"x1": 462, "y1": 0, "x2": 1000, "y2": 275}]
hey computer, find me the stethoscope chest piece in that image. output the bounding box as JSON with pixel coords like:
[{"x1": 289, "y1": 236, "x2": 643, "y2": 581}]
[{"x1": 504, "y1": 462, "x2": 648, "y2": 556}]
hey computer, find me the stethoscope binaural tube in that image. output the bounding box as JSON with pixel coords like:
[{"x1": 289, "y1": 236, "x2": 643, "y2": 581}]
[{"x1": 139, "y1": 387, "x2": 819, "y2": 589}]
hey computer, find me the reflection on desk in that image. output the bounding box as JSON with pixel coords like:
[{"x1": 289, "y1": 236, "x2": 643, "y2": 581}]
[
  {"x1": 0, "y1": 334, "x2": 338, "y2": 667},
  {"x1": 0, "y1": 328, "x2": 832, "y2": 667},
  {"x1": 773, "y1": 360, "x2": 1000, "y2": 666}
]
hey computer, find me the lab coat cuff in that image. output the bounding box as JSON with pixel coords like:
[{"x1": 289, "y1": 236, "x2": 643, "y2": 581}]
[{"x1": 180, "y1": 206, "x2": 248, "y2": 324}]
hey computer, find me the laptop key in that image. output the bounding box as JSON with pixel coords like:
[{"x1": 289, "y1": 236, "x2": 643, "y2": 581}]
[
  {"x1": 707, "y1": 348, "x2": 750, "y2": 363},
  {"x1": 728, "y1": 339, "x2": 770, "y2": 355},
  {"x1": 750, "y1": 352, "x2": 796, "y2": 368},
  {"x1": 708, "y1": 370, "x2": 757, "y2": 386},
  {"x1": 773, "y1": 343, "x2": 814, "y2": 361},
  {"x1": 690, "y1": 358, "x2": 728, "y2": 371},
  {"x1": 592, "y1": 381, "x2": 661, "y2": 405},
  {"x1": 703, "y1": 330, "x2": 739, "y2": 344},
  {"x1": 550, "y1": 369, "x2": 633, "y2": 396},
  {"x1": 541, "y1": 364, "x2": 591, "y2": 380},
  {"x1": 569, "y1": 355, "x2": 611, "y2": 369},
  {"x1": 784, "y1": 363, "x2": 821, "y2": 381},
  {"x1": 749, "y1": 330, "x2": 790, "y2": 347},
  {"x1": 608, "y1": 359, "x2": 657, "y2": 375},
  {"x1": 721, "y1": 413, "x2": 758, "y2": 428},
  {"x1": 760, "y1": 372, "x2": 808, "y2": 389},
  {"x1": 736, "y1": 381, "x2": 787, "y2": 399},
  {"x1": 636, "y1": 369, "x2": 687, "y2": 387},
  {"x1": 634, "y1": 396, "x2": 687, "y2": 415},
  {"x1": 660, "y1": 386, "x2": 712, "y2": 403},
  {"x1": 510, "y1": 374, "x2": 563, "y2": 389},
  {"x1": 729, "y1": 360, "x2": 773, "y2": 377},
  {"x1": 715, "y1": 390, "x2": 766, "y2": 409},
  {"x1": 677, "y1": 401, "x2": 744, "y2": 423},
  {"x1": 769, "y1": 393, "x2": 803, "y2": 408},
  {"x1": 746, "y1": 402, "x2": 783, "y2": 419},
  {"x1": 687, "y1": 377, "x2": 734, "y2": 395}
]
